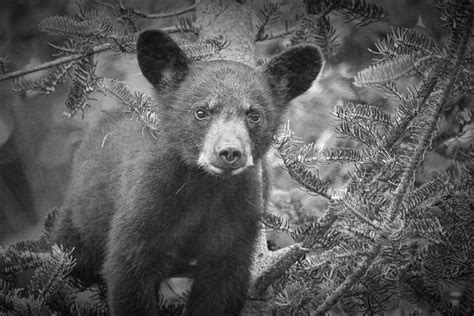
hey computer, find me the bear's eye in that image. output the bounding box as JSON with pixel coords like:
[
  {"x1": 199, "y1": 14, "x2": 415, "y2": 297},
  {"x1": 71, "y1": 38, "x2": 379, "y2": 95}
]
[
  {"x1": 247, "y1": 111, "x2": 261, "y2": 123},
  {"x1": 195, "y1": 108, "x2": 209, "y2": 120}
]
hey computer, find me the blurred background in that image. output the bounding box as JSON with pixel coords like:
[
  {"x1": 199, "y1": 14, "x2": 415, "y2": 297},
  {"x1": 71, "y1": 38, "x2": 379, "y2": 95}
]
[{"x1": 0, "y1": 0, "x2": 467, "y2": 245}]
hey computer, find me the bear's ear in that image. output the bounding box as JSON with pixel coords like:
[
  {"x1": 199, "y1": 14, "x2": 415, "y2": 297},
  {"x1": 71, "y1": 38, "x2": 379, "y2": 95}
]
[
  {"x1": 262, "y1": 45, "x2": 323, "y2": 104},
  {"x1": 137, "y1": 29, "x2": 189, "y2": 92}
]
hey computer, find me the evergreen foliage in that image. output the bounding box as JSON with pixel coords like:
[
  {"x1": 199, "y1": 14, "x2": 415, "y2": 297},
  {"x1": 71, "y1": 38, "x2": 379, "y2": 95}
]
[
  {"x1": 303, "y1": 0, "x2": 385, "y2": 26},
  {"x1": 0, "y1": 56, "x2": 9, "y2": 74},
  {"x1": 1, "y1": 0, "x2": 472, "y2": 315},
  {"x1": 97, "y1": 78, "x2": 160, "y2": 136},
  {"x1": 9, "y1": 3, "x2": 227, "y2": 118},
  {"x1": 255, "y1": 3, "x2": 281, "y2": 41},
  {"x1": 259, "y1": 1, "x2": 473, "y2": 315}
]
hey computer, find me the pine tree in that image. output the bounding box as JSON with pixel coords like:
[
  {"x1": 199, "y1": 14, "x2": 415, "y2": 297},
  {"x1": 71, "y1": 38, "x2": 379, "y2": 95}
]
[
  {"x1": 1, "y1": 0, "x2": 472, "y2": 315},
  {"x1": 258, "y1": 1, "x2": 473, "y2": 314}
]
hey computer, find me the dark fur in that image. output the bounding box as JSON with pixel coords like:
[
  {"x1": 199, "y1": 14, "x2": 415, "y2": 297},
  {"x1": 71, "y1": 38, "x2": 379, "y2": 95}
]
[{"x1": 54, "y1": 30, "x2": 322, "y2": 315}]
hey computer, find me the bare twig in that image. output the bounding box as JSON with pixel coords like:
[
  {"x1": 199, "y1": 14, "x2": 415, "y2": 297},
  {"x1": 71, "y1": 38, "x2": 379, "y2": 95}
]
[
  {"x1": 259, "y1": 26, "x2": 297, "y2": 42},
  {"x1": 48, "y1": 42, "x2": 80, "y2": 54},
  {"x1": 93, "y1": 0, "x2": 196, "y2": 19},
  {"x1": 161, "y1": 23, "x2": 199, "y2": 34},
  {"x1": 0, "y1": 43, "x2": 112, "y2": 82},
  {"x1": 126, "y1": 4, "x2": 196, "y2": 19},
  {"x1": 92, "y1": 0, "x2": 115, "y2": 9}
]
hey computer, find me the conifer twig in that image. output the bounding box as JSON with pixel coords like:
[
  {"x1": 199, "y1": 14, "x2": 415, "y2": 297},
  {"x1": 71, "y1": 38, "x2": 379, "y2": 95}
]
[
  {"x1": 386, "y1": 17, "x2": 472, "y2": 223},
  {"x1": 124, "y1": 4, "x2": 197, "y2": 19},
  {"x1": 254, "y1": 212, "x2": 338, "y2": 296},
  {"x1": 93, "y1": 0, "x2": 196, "y2": 19},
  {"x1": 259, "y1": 26, "x2": 297, "y2": 42},
  {"x1": 161, "y1": 23, "x2": 199, "y2": 34},
  {"x1": 0, "y1": 43, "x2": 112, "y2": 82},
  {"x1": 0, "y1": 18, "x2": 198, "y2": 83},
  {"x1": 314, "y1": 244, "x2": 381, "y2": 315},
  {"x1": 254, "y1": 245, "x2": 309, "y2": 297}
]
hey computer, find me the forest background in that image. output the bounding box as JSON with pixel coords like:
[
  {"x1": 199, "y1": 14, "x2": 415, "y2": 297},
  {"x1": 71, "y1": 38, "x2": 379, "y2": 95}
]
[
  {"x1": 0, "y1": 0, "x2": 472, "y2": 315},
  {"x1": 1, "y1": 0, "x2": 465, "y2": 243}
]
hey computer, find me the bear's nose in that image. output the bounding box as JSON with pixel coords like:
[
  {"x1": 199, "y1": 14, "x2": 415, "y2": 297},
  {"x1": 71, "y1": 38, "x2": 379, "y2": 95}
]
[{"x1": 218, "y1": 146, "x2": 242, "y2": 165}]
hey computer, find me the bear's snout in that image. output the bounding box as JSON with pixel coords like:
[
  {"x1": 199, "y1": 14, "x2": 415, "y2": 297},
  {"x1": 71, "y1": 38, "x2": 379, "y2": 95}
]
[
  {"x1": 217, "y1": 144, "x2": 243, "y2": 166},
  {"x1": 198, "y1": 118, "x2": 254, "y2": 176}
]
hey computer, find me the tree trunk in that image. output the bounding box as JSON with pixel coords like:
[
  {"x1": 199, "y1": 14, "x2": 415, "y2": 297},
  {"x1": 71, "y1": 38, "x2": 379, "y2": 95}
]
[{"x1": 196, "y1": 0, "x2": 256, "y2": 66}]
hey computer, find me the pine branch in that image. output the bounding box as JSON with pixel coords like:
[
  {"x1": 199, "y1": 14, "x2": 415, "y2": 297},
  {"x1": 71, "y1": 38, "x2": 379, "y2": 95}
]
[
  {"x1": 382, "y1": 81, "x2": 434, "y2": 154},
  {"x1": 255, "y1": 3, "x2": 281, "y2": 41},
  {"x1": 64, "y1": 55, "x2": 97, "y2": 117},
  {"x1": 385, "y1": 9, "x2": 472, "y2": 224},
  {"x1": 344, "y1": 225, "x2": 380, "y2": 243},
  {"x1": 402, "y1": 174, "x2": 446, "y2": 211},
  {"x1": 178, "y1": 36, "x2": 230, "y2": 61},
  {"x1": 11, "y1": 61, "x2": 75, "y2": 95},
  {"x1": 97, "y1": 78, "x2": 159, "y2": 135},
  {"x1": 436, "y1": 0, "x2": 474, "y2": 32},
  {"x1": 131, "y1": 4, "x2": 196, "y2": 19},
  {"x1": 0, "y1": 280, "x2": 44, "y2": 316},
  {"x1": 340, "y1": 197, "x2": 382, "y2": 231},
  {"x1": 295, "y1": 224, "x2": 342, "y2": 250},
  {"x1": 335, "y1": 121, "x2": 382, "y2": 147},
  {"x1": 29, "y1": 245, "x2": 76, "y2": 302},
  {"x1": 333, "y1": 103, "x2": 393, "y2": 126},
  {"x1": 314, "y1": 243, "x2": 381, "y2": 315},
  {"x1": 69, "y1": 300, "x2": 108, "y2": 316},
  {"x1": 274, "y1": 122, "x2": 332, "y2": 199},
  {"x1": 0, "y1": 7, "x2": 204, "y2": 83},
  {"x1": 254, "y1": 212, "x2": 338, "y2": 296},
  {"x1": 274, "y1": 281, "x2": 314, "y2": 312},
  {"x1": 296, "y1": 144, "x2": 370, "y2": 165},
  {"x1": 354, "y1": 54, "x2": 431, "y2": 87},
  {"x1": 258, "y1": 25, "x2": 298, "y2": 42},
  {"x1": 404, "y1": 217, "x2": 442, "y2": 241},
  {"x1": 39, "y1": 11, "x2": 114, "y2": 39},
  {"x1": 336, "y1": 0, "x2": 386, "y2": 26},
  {"x1": 288, "y1": 15, "x2": 339, "y2": 57},
  {"x1": 173, "y1": 17, "x2": 199, "y2": 34},
  {"x1": 0, "y1": 249, "x2": 45, "y2": 276},
  {"x1": 305, "y1": 247, "x2": 372, "y2": 269},
  {"x1": 266, "y1": 2, "x2": 473, "y2": 314},
  {"x1": 0, "y1": 56, "x2": 9, "y2": 74},
  {"x1": 286, "y1": 161, "x2": 331, "y2": 199},
  {"x1": 323, "y1": 147, "x2": 370, "y2": 163},
  {"x1": 93, "y1": 0, "x2": 196, "y2": 19},
  {"x1": 260, "y1": 212, "x2": 291, "y2": 233},
  {"x1": 302, "y1": 0, "x2": 331, "y2": 16},
  {"x1": 371, "y1": 28, "x2": 442, "y2": 63},
  {"x1": 254, "y1": 245, "x2": 309, "y2": 297},
  {"x1": 293, "y1": 142, "x2": 324, "y2": 165},
  {"x1": 302, "y1": 0, "x2": 385, "y2": 26},
  {"x1": 0, "y1": 44, "x2": 111, "y2": 82}
]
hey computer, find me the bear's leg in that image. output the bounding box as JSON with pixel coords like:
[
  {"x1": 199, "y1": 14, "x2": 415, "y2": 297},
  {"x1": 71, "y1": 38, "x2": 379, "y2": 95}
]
[
  {"x1": 103, "y1": 231, "x2": 179, "y2": 315},
  {"x1": 104, "y1": 250, "x2": 172, "y2": 315},
  {"x1": 185, "y1": 255, "x2": 252, "y2": 316}
]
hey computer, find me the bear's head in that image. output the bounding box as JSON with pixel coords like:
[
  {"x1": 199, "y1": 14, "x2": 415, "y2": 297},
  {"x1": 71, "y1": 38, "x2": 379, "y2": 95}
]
[{"x1": 137, "y1": 30, "x2": 322, "y2": 177}]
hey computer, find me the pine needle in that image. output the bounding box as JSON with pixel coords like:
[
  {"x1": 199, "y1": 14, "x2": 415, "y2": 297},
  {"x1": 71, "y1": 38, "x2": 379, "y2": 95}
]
[
  {"x1": 354, "y1": 54, "x2": 421, "y2": 86},
  {"x1": 97, "y1": 78, "x2": 159, "y2": 135}
]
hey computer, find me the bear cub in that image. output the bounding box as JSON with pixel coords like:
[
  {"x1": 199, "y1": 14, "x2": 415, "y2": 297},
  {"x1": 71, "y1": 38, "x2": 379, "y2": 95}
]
[{"x1": 54, "y1": 30, "x2": 322, "y2": 315}]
